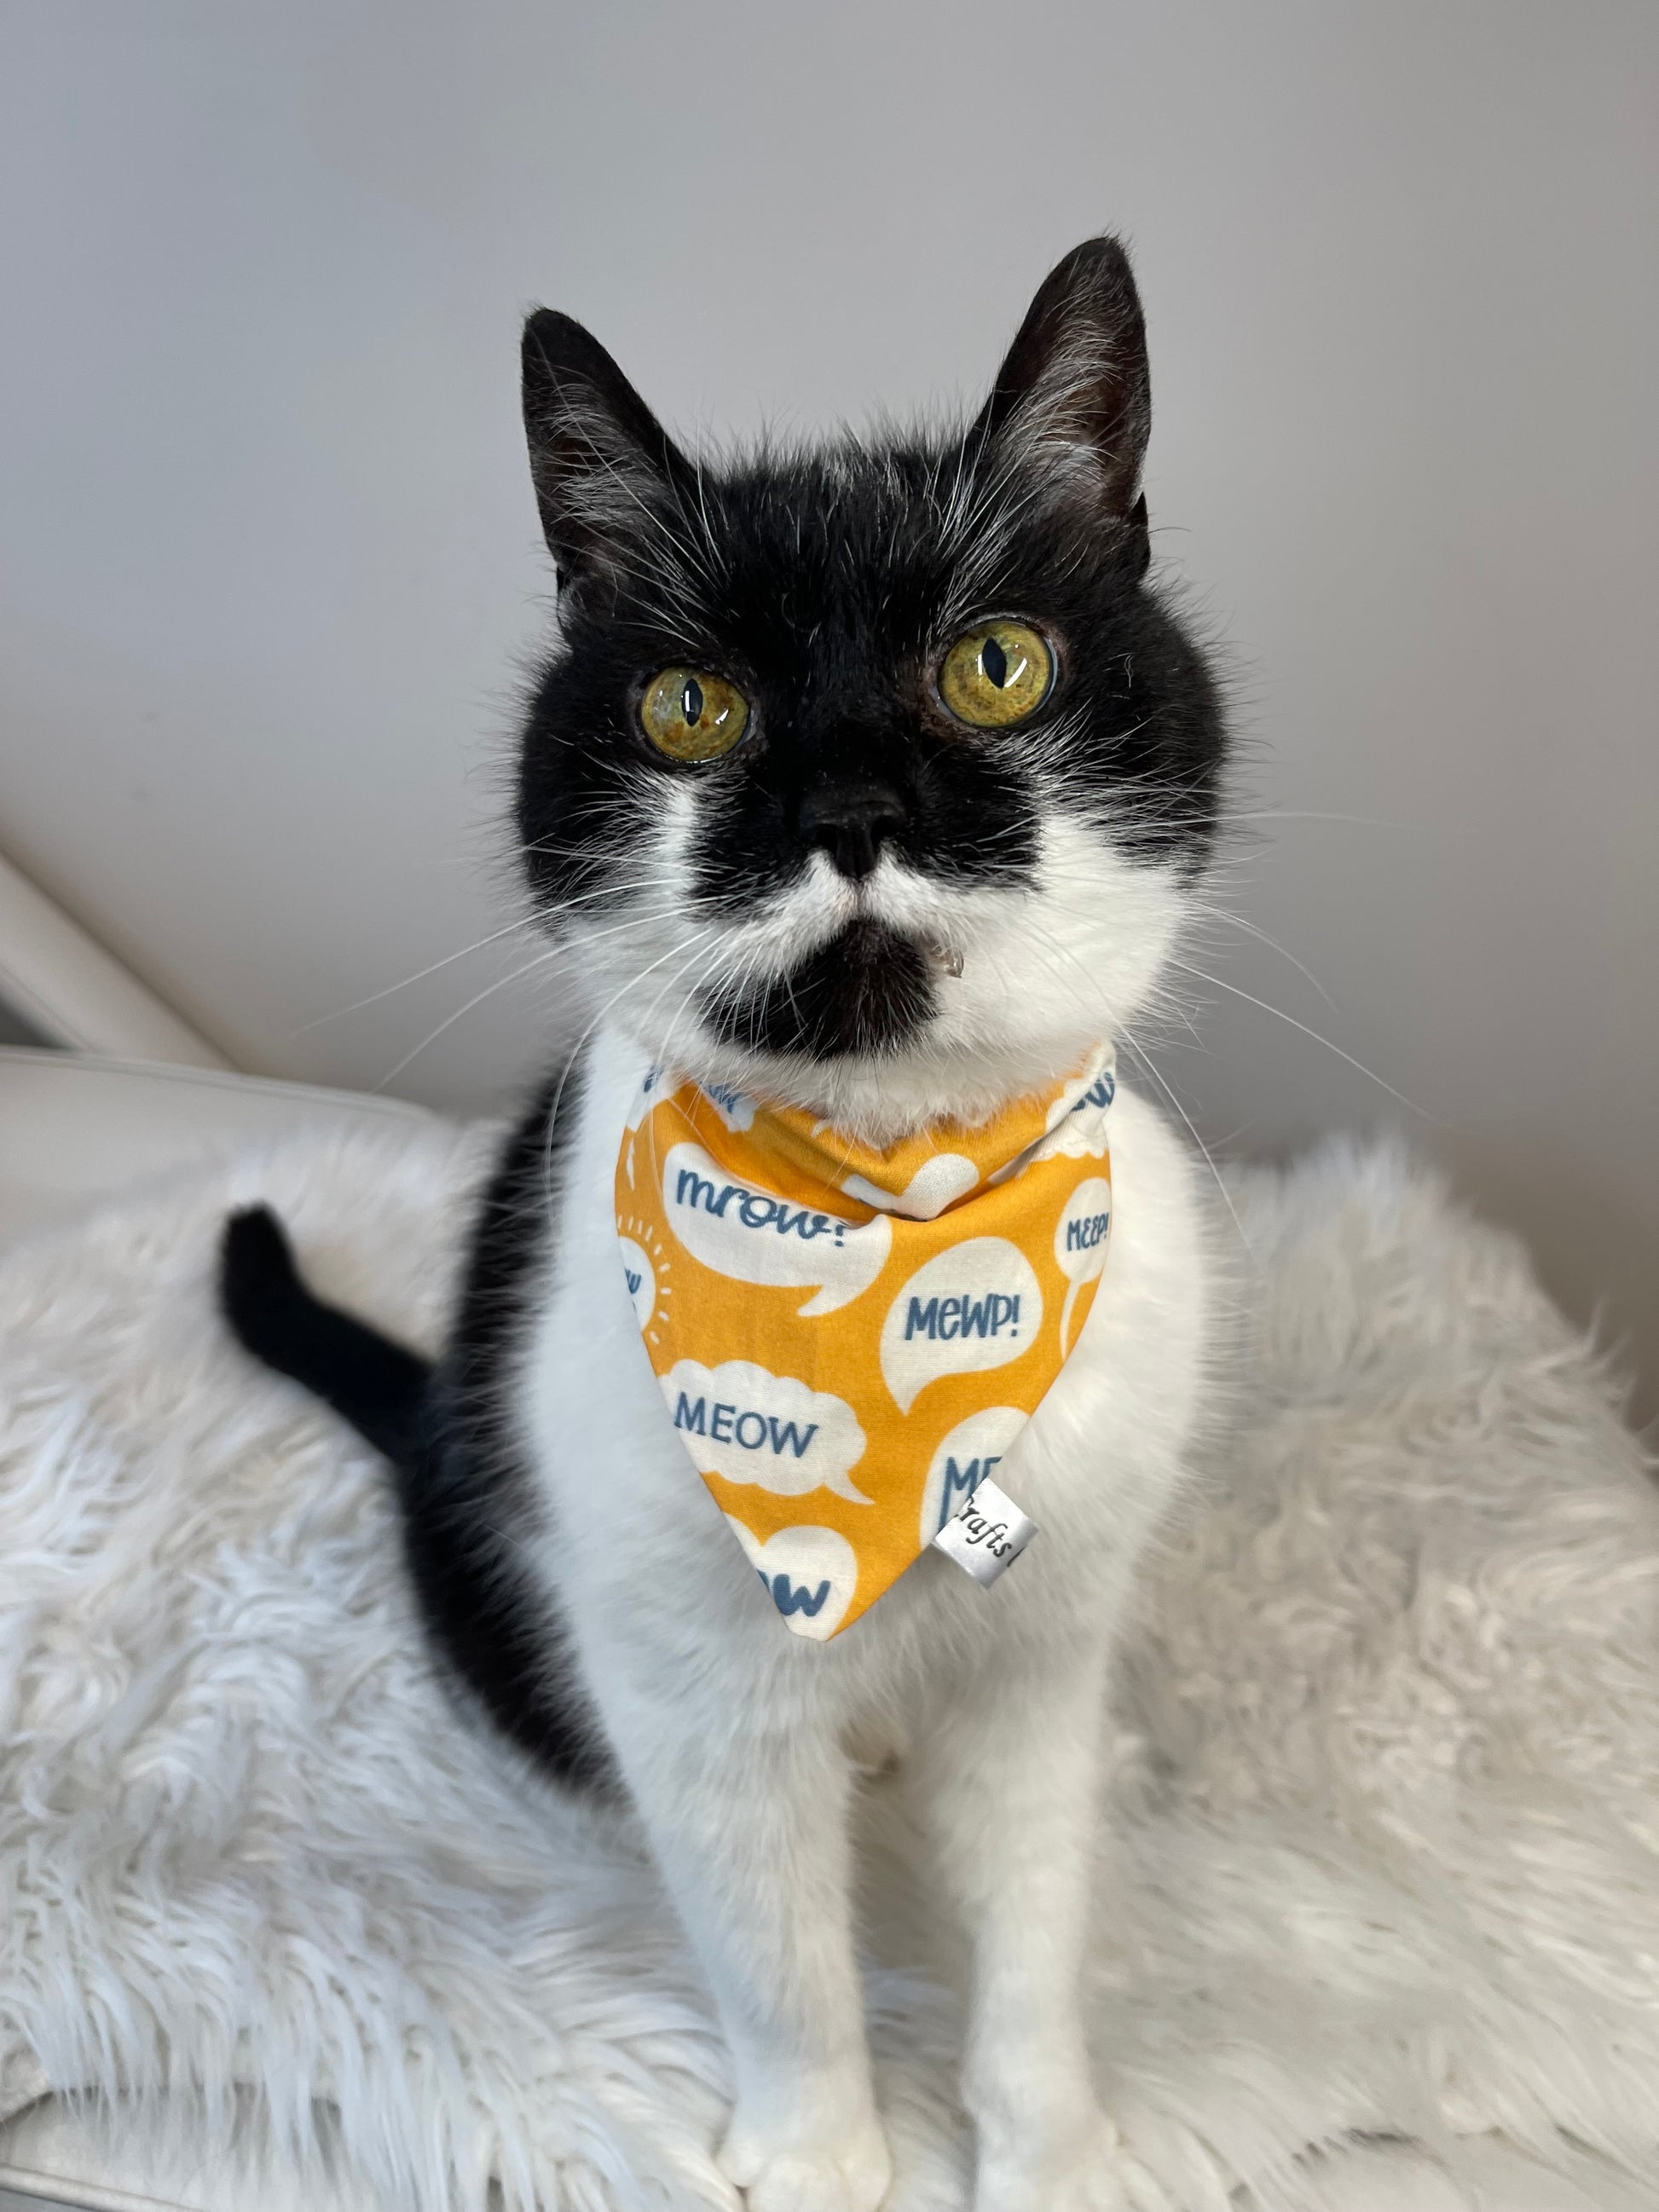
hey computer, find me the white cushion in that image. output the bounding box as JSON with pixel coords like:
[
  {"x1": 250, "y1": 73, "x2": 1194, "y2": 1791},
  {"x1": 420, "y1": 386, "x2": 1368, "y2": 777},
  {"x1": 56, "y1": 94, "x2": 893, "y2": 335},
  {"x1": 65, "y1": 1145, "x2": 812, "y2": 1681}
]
[
  {"x1": 0, "y1": 1053, "x2": 430, "y2": 2211},
  {"x1": 0, "y1": 1048, "x2": 436, "y2": 1254}
]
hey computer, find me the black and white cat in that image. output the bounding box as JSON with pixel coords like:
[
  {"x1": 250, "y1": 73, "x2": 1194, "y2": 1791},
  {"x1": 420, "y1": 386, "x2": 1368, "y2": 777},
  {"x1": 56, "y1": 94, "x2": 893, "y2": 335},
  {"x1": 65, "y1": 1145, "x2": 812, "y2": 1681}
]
[{"x1": 223, "y1": 237, "x2": 1226, "y2": 2212}]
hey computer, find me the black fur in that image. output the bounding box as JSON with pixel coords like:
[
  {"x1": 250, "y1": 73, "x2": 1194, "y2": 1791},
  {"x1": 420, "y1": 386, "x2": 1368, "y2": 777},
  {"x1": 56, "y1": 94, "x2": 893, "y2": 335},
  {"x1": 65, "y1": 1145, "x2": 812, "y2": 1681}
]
[
  {"x1": 221, "y1": 1064, "x2": 612, "y2": 1792},
  {"x1": 222, "y1": 1204, "x2": 431, "y2": 1464},
  {"x1": 700, "y1": 918, "x2": 938, "y2": 1060}
]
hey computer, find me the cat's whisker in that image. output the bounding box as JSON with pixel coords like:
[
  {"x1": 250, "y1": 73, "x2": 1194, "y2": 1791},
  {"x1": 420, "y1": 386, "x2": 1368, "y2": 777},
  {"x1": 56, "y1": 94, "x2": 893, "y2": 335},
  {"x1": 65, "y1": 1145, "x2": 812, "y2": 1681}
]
[
  {"x1": 373, "y1": 946, "x2": 568, "y2": 1091},
  {"x1": 291, "y1": 914, "x2": 543, "y2": 1035},
  {"x1": 1164, "y1": 956, "x2": 1445, "y2": 1123},
  {"x1": 997, "y1": 911, "x2": 1254, "y2": 1262}
]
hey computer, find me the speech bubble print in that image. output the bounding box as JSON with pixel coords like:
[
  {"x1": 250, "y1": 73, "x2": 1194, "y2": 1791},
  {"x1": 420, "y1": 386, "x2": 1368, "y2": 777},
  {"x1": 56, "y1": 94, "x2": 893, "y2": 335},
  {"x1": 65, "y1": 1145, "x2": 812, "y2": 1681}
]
[
  {"x1": 725, "y1": 1516, "x2": 858, "y2": 1641},
  {"x1": 663, "y1": 1358, "x2": 871, "y2": 1503},
  {"x1": 1054, "y1": 1175, "x2": 1113, "y2": 1355},
  {"x1": 618, "y1": 1237, "x2": 656, "y2": 1331},
  {"x1": 879, "y1": 1237, "x2": 1043, "y2": 1414},
  {"x1": 697, "y1": 1079, "x2": 756, "y2": 1132},
  {"x1": 662, "y1": 1140, "x2": 892, "y2": 1316},
  {"x1": 841, "y1": 1152, "x2": 980, "y2": 1220},
  {"x1": 625, "y1": 1066, "x2": 668, "y2": 1134},
  {"x1": 918, "y1": 1405, "x2": 1030, "y2": 1547},
  {"x1": 992, "y1": 1066, "x2": 1115, "y2": 1183}
]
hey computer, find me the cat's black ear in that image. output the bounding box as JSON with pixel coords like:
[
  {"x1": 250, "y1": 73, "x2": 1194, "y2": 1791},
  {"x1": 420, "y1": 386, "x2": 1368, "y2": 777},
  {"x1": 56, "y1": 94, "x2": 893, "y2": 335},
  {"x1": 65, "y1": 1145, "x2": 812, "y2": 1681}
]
[
  {"x1": 969, "y1": 237, "x2": 1152, "y2": 549},
  {"x1": 521, "y1": 309, "x2": 689, "y2": 593}
]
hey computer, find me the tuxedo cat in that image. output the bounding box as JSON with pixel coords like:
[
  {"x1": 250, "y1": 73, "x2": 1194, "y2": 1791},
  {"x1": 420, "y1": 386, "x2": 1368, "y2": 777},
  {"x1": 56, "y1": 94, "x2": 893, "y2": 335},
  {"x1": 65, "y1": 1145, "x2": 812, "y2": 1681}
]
[{"x1": 223, "y1": 236, "x2": 1225, "y2": 2212}]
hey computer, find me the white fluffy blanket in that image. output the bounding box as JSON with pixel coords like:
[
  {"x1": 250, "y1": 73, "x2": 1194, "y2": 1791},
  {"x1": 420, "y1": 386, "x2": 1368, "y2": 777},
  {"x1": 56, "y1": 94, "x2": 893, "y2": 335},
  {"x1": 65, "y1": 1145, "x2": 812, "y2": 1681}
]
[{"x1": 2, "y1": 1121, "x2": 1656, "y2": 2212}]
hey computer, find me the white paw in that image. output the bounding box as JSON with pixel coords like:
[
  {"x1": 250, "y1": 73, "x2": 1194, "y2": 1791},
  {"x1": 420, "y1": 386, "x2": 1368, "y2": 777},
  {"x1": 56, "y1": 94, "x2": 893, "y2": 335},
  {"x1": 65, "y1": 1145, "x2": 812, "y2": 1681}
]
[
  {"x1": 974, "y1": 2111, "x2": 1128, "y2": 2212},
  {"x1": 719, "y1": 2104, "x2": 891, "y2": 2212}
]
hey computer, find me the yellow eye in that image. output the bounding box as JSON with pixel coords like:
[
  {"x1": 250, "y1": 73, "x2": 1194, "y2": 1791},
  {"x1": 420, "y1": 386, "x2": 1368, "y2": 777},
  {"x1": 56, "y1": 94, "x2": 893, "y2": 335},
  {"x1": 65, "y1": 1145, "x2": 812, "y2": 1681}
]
[
  {"x1": 639, "y1": 668, "x2": 749, "y2": 761},
  {"x1": 937, "y1": 621, "x2": 1054, "y2": 729}
]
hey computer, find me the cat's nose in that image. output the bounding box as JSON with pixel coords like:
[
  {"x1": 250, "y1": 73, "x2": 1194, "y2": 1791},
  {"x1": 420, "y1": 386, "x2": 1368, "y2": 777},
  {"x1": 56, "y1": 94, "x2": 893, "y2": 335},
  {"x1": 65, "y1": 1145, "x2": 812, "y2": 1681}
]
[{"x1": 797, "y1": 781, "x2": 908, "y2": 881}]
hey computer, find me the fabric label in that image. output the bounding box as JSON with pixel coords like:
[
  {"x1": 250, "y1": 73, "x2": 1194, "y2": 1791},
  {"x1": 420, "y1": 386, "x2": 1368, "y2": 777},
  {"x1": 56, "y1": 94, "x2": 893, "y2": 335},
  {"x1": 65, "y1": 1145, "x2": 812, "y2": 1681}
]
[{"x1": 930, "y1": 1476, "x2": 1038, "y2": 1586}]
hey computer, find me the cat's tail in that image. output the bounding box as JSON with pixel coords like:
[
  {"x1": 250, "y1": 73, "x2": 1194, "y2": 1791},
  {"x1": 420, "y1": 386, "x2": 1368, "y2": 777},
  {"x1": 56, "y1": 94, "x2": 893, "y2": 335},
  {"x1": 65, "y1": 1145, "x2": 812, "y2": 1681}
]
[{"x1": 219, "y1": 1206, "x2": 431, "y2": 1466}]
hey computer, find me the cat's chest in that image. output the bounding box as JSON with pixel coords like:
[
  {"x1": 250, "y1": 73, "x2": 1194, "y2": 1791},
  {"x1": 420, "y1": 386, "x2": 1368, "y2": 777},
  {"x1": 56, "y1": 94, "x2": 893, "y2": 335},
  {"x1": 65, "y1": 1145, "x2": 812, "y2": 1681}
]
[{"x1": 514, "y1": 1027, "x2": 1210, "y2": 1686}]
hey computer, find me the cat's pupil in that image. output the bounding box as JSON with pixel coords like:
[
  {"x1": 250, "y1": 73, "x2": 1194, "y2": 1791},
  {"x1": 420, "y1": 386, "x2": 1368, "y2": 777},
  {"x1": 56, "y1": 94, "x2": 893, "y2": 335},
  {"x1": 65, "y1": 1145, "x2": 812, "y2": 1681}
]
[
  {"x1": 682, "y1": 677, "x2": 704, "y2": 725},
  {"x1": 980, "y1": 635, "x2": 1009, "y2": 689}
]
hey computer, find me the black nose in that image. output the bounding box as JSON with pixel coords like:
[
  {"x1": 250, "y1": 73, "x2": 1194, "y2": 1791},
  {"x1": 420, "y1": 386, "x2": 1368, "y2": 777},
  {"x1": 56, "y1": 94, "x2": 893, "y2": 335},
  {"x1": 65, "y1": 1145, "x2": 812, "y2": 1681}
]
[{"x1": 797, "y1": 781, "x2": 907, "y2": 881}]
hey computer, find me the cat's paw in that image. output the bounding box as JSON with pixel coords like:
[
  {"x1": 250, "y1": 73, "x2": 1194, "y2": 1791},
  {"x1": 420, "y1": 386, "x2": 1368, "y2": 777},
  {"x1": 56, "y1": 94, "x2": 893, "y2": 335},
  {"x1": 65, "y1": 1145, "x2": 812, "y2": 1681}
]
[
  {"x1": 719, "y1": 2096, "x2": 891, "y2": 2212},
  {"x1": 974, "y1": 2111, "x2": 1128, "y2": 2212}
]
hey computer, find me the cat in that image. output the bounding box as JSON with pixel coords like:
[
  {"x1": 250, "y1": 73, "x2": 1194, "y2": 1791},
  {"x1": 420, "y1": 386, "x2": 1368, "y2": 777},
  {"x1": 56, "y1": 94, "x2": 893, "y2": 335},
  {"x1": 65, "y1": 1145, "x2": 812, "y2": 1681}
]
[{"x1": 222, "y1": 235, "x2": 1227, "y2": 2212}]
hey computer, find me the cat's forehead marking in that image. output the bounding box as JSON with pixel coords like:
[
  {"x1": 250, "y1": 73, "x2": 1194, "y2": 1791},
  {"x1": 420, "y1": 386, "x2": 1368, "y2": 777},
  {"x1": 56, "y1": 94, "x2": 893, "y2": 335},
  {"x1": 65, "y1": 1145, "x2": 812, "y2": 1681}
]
[{"x1": 658, "y1": 448, "x2": 980, "y2": 656}]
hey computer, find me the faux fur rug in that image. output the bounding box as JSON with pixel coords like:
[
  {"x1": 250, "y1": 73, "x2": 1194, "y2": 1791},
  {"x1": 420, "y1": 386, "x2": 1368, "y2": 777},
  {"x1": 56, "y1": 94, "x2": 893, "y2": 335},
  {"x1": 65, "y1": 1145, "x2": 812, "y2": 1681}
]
[{"x1": 2, "y1": 1118, "x2": 1656, "y2": 2212}]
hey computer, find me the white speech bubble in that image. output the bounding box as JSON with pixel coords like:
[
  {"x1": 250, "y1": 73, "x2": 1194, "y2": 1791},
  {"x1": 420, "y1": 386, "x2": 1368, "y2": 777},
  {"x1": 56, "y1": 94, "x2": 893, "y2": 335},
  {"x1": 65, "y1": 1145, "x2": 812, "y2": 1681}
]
[
  {"x1": 993, "y1": 1065, "x2": 1115, "y2": 1183},
  {"x1": 696, "y1": 1079, "x2": 756, "y2": 1132},
  {"x1": 725, "y1": 1516, "x2": 858, "y2": 1641},
  {"x1": 918, "y1": 1405, "x2": 1030, "y2": 1547},
  {"x1": 1054, "y1": 1175, "x2": 1113, "y2": 1355},
  {"x1": 879, "y1": 1237, "x2": 1043, "y2": 1415},
  {"x1": 661, "y1": 1140, "x2": 892, "y2": 1316},
  {"x1": 617, "y1": 1237, "x2": 656, "y2": 1331},
  {"x1": 841, "y1": 1151, "x2": 980, "y2": 1220},
  {"x1": 663, "y1": 1358, "x2": 871, "y2": 1503}
]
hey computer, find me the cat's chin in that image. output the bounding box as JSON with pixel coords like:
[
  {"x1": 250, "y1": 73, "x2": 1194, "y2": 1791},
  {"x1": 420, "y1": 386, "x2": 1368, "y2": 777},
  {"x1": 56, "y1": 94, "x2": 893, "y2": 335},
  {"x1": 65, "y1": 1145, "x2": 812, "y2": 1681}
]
[{"x1": 695, "y1": 917, "x2": 939, "y2": 1065}]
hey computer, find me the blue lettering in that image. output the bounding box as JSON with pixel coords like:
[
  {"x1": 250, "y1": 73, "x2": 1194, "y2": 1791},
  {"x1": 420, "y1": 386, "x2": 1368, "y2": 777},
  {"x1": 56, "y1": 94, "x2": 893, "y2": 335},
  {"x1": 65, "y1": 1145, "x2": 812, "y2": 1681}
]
[
  {"x1": 1066, "y1": 1212, "x2": 1109, "y2": 1253},
  {"x1": 678, "y1": 1395, "x2": 821, "y2": 1461},
  {"x1": 766, "y1": 1417, "x2": 819, "y2": 1458},
  {"x1": 770, "y1": 1203, "x2": 830, "y2": 1241},
  {"x1": 673, "y1": 1168, "x2": 738, "y2": 1217},
  {"x1": 624, "y1": 1268, "x2": 642, "y2": 1297},
  {"x1": 768, "y1": 1573, "x2": 831, "y2": 1618},
  {"x1": 672, "y1": 1168, "x2": 836, "y2": 1242},
  {"x1": 934, "y1": 1451, "x2": 1003, "y2": 1534},
  {"x1": 905, "y1": 1292, "x2": 1022, "y2": 1343}
]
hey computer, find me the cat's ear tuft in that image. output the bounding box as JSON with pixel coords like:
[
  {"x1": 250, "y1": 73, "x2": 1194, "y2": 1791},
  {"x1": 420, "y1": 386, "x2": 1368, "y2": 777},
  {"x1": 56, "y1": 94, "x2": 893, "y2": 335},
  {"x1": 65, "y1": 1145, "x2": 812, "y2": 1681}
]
[
  {"x1": 521, "y1": 309, "x2": 688, "y2": 594},
  {"x1": 970, "y1": 236, "x2": 1152, "y2": 534}
]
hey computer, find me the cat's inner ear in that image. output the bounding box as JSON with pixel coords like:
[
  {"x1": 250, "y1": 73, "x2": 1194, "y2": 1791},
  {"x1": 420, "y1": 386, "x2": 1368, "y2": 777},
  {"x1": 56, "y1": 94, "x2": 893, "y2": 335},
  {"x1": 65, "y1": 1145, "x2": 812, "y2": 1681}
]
[
  {"x1": 968, "y1": 236, "x2": 1152, "y2": 547},
  {"x1": 521, "y1": 309, "x2": 689, "y2": 594}
]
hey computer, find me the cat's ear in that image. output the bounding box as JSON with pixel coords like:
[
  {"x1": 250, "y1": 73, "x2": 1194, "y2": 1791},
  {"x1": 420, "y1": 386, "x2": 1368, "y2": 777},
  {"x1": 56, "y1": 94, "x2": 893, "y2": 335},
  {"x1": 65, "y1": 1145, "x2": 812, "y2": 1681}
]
[
  {"x1": 969, "y1": 237, "x2": 1152, "y2": 567},
  {"x1": 521, "y1": 309, "x2": 689, "y2": 595}
]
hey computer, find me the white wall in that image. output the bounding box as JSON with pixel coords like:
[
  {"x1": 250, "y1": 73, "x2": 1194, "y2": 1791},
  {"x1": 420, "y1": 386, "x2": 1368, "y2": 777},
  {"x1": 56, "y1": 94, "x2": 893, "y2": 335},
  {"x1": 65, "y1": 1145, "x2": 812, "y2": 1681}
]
[{"x1": 3, "y1": 1, "x2": 1656, "y2": 1413}]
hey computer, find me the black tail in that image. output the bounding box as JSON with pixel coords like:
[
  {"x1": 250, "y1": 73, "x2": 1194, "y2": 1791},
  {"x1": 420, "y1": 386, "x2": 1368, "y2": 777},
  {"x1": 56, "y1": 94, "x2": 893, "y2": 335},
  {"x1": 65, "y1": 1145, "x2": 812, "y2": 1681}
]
[{"x1": 220, "y1": 1206, "x2": 431, "y2": 1465}]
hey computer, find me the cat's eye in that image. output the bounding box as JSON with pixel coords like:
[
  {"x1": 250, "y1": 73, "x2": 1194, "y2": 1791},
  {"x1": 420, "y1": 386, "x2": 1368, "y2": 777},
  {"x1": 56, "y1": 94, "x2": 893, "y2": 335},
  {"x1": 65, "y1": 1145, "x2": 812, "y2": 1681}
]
[
  {"x1": 639, "y1": 667, "x2": 750, "y2": 762},
  {"x1": 937, "y1": 621, "x2": 1054, "y2": 729}
]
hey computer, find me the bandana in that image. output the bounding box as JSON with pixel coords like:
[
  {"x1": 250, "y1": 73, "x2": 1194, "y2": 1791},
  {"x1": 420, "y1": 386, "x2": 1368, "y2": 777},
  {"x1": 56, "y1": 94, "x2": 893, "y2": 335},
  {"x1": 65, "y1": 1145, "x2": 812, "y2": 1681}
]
[{"x1": 616, "y1": 1050, "x2": 1114, "y2": 1641}]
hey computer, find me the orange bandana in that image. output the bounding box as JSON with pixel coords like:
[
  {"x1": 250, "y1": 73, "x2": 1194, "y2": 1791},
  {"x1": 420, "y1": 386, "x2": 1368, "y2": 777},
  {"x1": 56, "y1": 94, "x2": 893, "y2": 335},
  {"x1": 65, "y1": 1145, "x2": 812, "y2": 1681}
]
[{"x1": 616, "y1": 1051, "x2": 1114, "y2": 1640}]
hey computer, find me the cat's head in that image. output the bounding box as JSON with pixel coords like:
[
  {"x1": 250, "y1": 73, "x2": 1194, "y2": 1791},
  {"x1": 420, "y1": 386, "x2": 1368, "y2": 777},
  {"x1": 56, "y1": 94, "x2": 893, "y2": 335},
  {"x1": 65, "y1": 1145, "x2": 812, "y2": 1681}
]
[{"x1": 516, "y1": 237, "x2": 1224, "y2": 1137}]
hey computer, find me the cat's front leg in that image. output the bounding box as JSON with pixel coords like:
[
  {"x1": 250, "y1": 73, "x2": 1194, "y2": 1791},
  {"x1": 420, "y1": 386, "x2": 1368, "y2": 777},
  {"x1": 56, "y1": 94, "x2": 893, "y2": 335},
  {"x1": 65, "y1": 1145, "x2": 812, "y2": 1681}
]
[
  {"x1": 598, "y1": 1667, "x2": 891, "y2": 2212},
  {"x1": 910, "y1": 1646, "x2": 1124, "y2": 2212}
]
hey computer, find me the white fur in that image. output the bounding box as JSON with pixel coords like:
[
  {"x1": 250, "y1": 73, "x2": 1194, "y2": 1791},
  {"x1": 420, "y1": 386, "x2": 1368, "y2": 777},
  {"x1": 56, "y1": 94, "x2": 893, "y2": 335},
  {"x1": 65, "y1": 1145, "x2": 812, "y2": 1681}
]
[{"x1": 2, "y1": 1123, "x2": 1656, "y2": 2209}]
